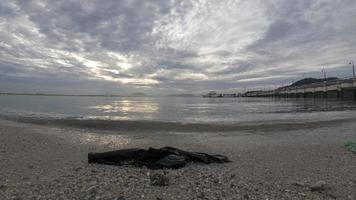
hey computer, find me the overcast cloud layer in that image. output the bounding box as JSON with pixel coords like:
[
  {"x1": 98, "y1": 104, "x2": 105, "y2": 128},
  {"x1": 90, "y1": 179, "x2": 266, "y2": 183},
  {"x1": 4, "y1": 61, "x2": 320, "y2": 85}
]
[{"x1": 1, "y1": 0, "x2": 356, "y2": 94}]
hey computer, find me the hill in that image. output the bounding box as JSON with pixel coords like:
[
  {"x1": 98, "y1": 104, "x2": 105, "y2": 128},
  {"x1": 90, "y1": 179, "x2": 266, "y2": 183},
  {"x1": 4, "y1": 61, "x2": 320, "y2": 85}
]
[{"x1": 289, "y1": 77, "x2": 338, "y2": 87}]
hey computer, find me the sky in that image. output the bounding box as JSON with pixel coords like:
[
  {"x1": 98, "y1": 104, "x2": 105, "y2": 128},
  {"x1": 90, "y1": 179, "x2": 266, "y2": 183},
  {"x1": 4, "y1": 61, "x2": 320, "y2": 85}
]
[{"x1": 1, "y1": 0, "x2": 356, "y2": 95}]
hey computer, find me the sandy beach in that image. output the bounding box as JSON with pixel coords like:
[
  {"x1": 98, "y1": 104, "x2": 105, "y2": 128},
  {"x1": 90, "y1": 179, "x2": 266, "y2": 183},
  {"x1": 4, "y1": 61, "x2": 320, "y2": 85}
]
[
  {"x1": 0, "y1": 118, "x2": 355, "y2": 200},
  {"x1": 2, "y1": 0, "x2": 356, "y2": 199}
]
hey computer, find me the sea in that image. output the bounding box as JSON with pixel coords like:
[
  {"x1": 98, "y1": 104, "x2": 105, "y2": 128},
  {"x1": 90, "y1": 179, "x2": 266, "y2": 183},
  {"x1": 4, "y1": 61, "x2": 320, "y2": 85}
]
[{"x1": 0, "y1": 95, "x2": 355, "y2": 126}]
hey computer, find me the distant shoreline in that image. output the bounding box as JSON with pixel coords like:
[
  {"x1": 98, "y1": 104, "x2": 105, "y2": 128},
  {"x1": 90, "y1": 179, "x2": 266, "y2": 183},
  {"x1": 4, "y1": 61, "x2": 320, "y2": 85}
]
[
  {"x1": 0, "y1": 93, "x2": 133, "y2": 97},
  {"x1": 0, "y1": 93, "x2": 200, "y2": 97}
]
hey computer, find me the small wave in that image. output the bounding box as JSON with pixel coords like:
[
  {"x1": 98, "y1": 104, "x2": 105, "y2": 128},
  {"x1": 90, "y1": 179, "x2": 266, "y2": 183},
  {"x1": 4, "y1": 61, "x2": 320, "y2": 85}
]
[{"x1": 0, "y1": 113, "x2": 355, "y2": 133}]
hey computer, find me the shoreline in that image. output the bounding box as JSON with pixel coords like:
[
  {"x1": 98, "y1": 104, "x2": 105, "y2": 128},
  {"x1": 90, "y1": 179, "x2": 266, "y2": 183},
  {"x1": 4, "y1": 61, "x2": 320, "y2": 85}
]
[
  {"x1": 1, "y1": 119, "x2": 355, "y2": 199},
  {"x1": 1, "y1": 114, "x2": 356, "y2": 133}
]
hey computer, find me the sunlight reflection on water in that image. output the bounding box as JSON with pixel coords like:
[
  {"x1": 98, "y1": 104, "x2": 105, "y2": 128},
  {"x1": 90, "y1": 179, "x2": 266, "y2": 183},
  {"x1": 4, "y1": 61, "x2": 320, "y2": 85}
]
[{"x1": 90, "y1": 99, "x2": 159, "y2": 120}]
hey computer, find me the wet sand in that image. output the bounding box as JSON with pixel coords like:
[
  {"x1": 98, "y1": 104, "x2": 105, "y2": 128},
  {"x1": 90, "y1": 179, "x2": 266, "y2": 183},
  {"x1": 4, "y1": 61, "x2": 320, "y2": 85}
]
[{"x1": 0, "y1": 119, "x2": 356, "y2": 200}]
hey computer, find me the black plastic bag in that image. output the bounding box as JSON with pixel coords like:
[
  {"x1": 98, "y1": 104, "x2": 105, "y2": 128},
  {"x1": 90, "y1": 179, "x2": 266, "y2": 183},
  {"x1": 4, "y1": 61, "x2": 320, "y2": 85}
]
[{"x1": 88, "y1": 146, "x2": 230, "y2": 169}]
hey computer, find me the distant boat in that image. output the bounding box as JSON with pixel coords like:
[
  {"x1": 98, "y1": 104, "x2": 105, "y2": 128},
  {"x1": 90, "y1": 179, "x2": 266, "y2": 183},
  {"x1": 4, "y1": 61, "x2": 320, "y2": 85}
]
[{"x1": 202, "y1": 91, "x2": 222, "y2": 98}]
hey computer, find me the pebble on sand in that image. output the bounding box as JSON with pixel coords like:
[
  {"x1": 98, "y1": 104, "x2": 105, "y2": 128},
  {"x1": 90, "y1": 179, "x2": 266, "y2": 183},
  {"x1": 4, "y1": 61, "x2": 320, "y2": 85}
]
[
  {"x1": 310, "y1": 181, "x2": 328, "y2": 192},
  {"x1": 150, "y1": 173, "x2": 169, "y2": 186}
]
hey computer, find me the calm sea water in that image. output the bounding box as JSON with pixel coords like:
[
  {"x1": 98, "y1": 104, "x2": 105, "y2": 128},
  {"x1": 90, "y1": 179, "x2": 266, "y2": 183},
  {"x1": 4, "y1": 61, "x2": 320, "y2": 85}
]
[{"x1": 0, "y1": 95, "x2": 355, "y2": 124}]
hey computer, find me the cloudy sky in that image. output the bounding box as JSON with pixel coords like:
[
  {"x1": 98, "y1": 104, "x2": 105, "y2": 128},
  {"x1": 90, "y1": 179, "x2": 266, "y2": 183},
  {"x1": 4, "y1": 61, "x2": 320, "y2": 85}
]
[{"x1": 1, "y1": 0, "x2": 356, "y2": 95}]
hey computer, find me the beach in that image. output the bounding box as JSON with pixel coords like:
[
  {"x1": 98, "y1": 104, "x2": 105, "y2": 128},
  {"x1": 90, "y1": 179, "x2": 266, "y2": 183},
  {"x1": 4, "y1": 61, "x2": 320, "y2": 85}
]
[
  {"x1": 2, "y1": 0, "x2": 356, "y2": 199},
  {"x1": 1, "y1": 118, "x2": 355, "y2": 200}
]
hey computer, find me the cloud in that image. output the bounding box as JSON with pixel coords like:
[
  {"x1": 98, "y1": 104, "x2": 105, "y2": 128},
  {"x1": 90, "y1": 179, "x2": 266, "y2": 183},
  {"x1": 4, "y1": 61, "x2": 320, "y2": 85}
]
[{"x1": 1, "y1": 0, "x2": 356, "y2": 94}]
